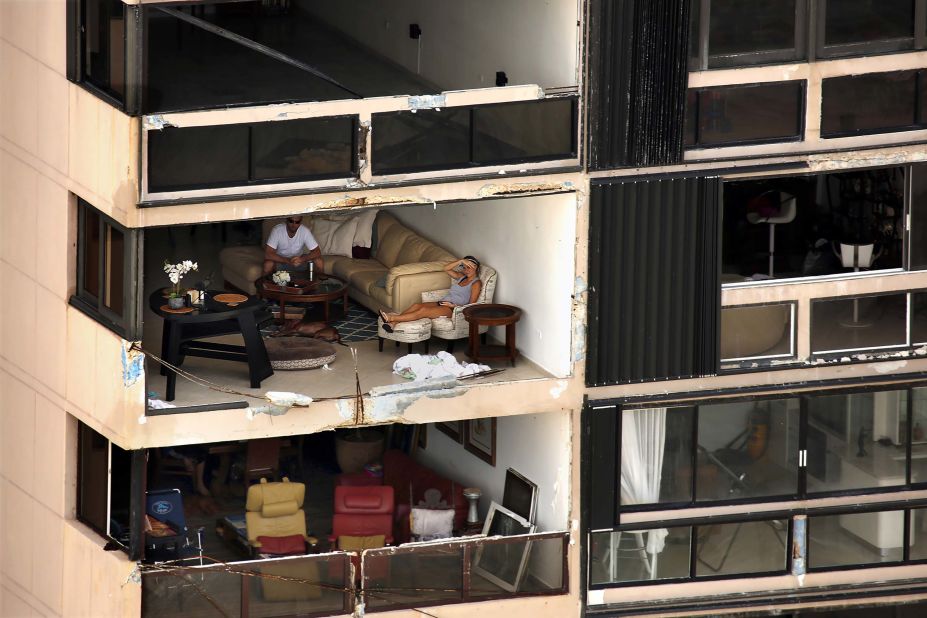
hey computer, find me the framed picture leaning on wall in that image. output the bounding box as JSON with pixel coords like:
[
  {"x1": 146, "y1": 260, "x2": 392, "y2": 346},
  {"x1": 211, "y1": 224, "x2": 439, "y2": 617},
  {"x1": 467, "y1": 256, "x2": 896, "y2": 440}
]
[{"x1": 474, "y1": 502, "x2": 536, "y2": 592}]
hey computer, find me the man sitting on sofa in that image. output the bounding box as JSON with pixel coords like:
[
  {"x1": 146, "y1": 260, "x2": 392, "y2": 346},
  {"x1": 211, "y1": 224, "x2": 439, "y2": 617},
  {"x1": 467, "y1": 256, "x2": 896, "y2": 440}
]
[{"x1": 263, "y1": 216, "x2": 324, "y2": 276}]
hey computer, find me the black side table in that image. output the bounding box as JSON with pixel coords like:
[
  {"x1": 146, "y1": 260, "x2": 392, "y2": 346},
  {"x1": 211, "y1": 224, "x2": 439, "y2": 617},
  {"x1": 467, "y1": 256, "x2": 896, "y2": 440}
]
[{"x1": 150, "y1": 290, "x2": 273, "y2": 401}]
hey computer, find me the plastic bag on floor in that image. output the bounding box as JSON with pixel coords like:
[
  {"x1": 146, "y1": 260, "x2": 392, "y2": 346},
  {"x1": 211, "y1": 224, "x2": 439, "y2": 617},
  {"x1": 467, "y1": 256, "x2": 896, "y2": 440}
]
[{"x1": 393, "y1": 351, "x2": 489, "y2": 380}]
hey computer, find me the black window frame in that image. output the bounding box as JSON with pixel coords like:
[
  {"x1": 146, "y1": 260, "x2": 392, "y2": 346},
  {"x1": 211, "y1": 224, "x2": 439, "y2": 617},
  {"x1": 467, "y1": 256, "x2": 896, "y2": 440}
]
[
  {"x1": 816, "y1": 0, "x2": 926, "y2": 60},
  {"x1": 370, "y1": 96, "x2": 579, "y2": 176},
  {"x1": 145, "y1": 115, "x2": 360, "y2": 194},
  {"x1": 70, "y1": 198, "x2": 140, "y2": 339},
  {"x1": 820, "y1": 69, "x2": 927, "y2": 139},
  {"x1": 685, "y1": 80, "x2": 807, "y2": 149},
  {"x1": 689, "y1": 0, "x2": 810, "y2": 70}
]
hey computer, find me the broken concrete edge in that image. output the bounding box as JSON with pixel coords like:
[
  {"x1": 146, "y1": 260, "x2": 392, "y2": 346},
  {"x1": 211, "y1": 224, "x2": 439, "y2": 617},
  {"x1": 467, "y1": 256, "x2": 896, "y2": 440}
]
[{"x1": 727, "y1": 345, "x2": 927, "y2": 371}]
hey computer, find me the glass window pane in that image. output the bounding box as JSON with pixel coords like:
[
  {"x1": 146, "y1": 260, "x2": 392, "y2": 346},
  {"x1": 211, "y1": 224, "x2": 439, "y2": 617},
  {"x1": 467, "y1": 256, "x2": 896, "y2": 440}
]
[
  {"x1": 806, "y1": 391, "x2": 908, "y2": 493},
  {"x1": 695, "y1": 82, "x2": 803, "y2": 147},
  {"x1": 621, "y1": 407, "x2": 694, "y2": 507},
  {"x1": 911, "y1": 293, "x2": 927, "y2": 343},
  {"x1": 824, "y1": 0, "x2": 915, "y2": 47},
  {"x1": 694, "y1": 519, "x2": 788, "y2": 576},
  {"x1": 721, "y1": 304, "x2": 792, "y2": 360},
  {"x1": 910, "y1": 163, "x2": 927, "y2": 270},
  {"x1": 811, "y1": 293, "x2": 908, "y2": 353},
  {"x1": 589, "y1": 527, "x2": 691, "y2": 584},
  {"x1": 251, "y1": 117, "x2": 355, "y2": 182},
  {"x1": 77, "y1": 423, "x2": 109, "y2": 534},
  {"x1": 103, "y1": 224, "x2": 124, "y2": 317},
  {"x1": 809, "y1": 511, "x2": 905, "y2": 568},
  {"x1": 366, "y1": 545, "x2": 462, "y2": 609},
  {"x1": 147, "y1": 124, "x2": 250, "y2": 192},
  {"x1": 82, "y1": 207, "x2": 101, "y2": 299},
  {"x1": 472, "y1": 99, "x2": 575, "y2": 164},
  {"x1": 247, "y1": 556, "x2": 350, "y2": 615},
  {"x1": 708, "y1": 0, "x2": 797, "y2": 59},
  {"x1": 82, "y1": 0, "x2": 125, "y2": 100},
  {"x1": 912, "y1": 508, "x2": 927, "y2": 560},
  {"x1": 911, "y1": 388, "x2": 927, "y2": 485},
  {"x1": 696, "y1": 399, "x2": 800, "y2": 502},
  {"x1": 821, "y1": 72, "x2": 918, "y2": 137},
  {"x1": 684, "y1": 90, "x2": 698, "y2": 146},
  {"x1": 142, "y1": 568, "x2": 241, "y2": 617},
  {"x1": 371, "y1": 108, "x2": 470, "y2": 174},
  {"x1": 468, "y1": 536, "x2": 565, "y2": 597}
]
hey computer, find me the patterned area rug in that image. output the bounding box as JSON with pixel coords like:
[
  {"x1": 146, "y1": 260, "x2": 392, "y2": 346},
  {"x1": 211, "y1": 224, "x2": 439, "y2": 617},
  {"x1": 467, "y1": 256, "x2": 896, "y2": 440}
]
[{"x1": 260, "y1": 300, "x2": 379, "y2": 343}]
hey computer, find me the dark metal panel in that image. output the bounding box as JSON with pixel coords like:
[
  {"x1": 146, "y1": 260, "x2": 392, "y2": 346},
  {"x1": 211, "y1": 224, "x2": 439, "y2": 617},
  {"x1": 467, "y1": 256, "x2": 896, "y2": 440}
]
[
  {"x1": 587, "y1": 176, "x2": 721, "y2": 386},
  {"x1": 583, "y1": 403, "x2": 618, "y2": 530},
  {"x1": 586, "y1": 0, "x2": 691, "y2": 170}
]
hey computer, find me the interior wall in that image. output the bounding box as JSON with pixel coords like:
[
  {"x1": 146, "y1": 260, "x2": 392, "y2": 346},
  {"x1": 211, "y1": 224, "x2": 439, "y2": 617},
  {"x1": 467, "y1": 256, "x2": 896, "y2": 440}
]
[
  {"x1": 415, "y1": 411, "x2": 571, "y2": 587},
  {"x1": 294, "y1": 0, "x2": 579, "y2": 91},
  {"x1": 391, "y1": 193, "x2": 576, "y2": 377}
]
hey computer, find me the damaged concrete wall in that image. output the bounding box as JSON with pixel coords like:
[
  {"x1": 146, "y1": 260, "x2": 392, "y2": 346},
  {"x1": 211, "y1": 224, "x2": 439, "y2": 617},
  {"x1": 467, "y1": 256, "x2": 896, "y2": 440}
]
[
  {"x1": 293, "y1": 0, "x2": 579, "y2": 91},
  {"x1": 392, "y1": 193, "x2": 577, "y2": 376}
]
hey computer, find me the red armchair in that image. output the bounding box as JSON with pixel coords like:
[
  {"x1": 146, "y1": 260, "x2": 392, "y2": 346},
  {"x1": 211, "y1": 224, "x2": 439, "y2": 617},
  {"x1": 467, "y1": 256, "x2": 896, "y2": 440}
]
[{"x1": 328, "y1": 485, "x2": 395, "y2": 549}]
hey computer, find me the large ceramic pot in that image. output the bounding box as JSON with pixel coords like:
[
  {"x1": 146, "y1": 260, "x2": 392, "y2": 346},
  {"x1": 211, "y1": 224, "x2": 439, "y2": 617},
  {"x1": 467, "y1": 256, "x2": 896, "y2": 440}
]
[{"x1": 335, "y1": 429, "x2": 385, "y2": 473}]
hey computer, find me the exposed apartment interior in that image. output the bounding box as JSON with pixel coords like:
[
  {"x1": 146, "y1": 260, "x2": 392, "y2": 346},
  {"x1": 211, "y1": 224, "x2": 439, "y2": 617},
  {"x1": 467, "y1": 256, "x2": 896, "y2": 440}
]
[
  {"x1": 78, "y1": 408, "x2": 570, "y2": 614},
  {"x1": 89, "y1": 0, "x2": 582, "y2": 113},
  {"x1": 139, "y1": 193, "x2": 576, "y2": 408}
]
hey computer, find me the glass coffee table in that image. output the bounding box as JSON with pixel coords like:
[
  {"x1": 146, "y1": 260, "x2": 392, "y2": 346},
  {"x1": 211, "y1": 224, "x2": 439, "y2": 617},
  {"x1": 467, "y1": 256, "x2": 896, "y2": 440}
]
[{"x1": 255, "y1": 274, "x2": 349, "y2": 323}]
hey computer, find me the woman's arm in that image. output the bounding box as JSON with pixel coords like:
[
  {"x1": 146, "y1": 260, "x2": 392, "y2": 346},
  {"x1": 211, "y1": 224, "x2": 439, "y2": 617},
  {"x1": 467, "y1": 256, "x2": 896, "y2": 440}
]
[
  {"x1": 468, "y1": 280, "x2": 482, "y2": 304},
  {"x1": 443, "y1": 258, "x2": 467, "y2": 275}
]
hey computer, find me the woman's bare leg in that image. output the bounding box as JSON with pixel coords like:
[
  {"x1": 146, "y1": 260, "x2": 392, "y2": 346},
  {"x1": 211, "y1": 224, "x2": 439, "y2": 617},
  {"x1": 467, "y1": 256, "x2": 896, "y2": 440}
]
[{"x1": 390, "y1": 303, "x2": 452, "y2": 324}]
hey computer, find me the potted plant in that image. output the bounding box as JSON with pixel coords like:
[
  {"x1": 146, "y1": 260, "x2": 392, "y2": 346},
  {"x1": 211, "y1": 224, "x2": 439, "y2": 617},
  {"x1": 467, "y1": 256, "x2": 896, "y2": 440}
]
[{"x1": 164, "y1": 260, "x2": 198, "y2": 309}]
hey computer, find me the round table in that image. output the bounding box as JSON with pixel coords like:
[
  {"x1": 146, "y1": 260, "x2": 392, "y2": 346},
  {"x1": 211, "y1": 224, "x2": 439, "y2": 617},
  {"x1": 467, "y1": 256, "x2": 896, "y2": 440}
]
[
  {"x1": 462, "y1": 304, "x2": 523, "y2": 366},
  {"x1": 254, "y1": 274, "x2": 349, "y2": 323}
]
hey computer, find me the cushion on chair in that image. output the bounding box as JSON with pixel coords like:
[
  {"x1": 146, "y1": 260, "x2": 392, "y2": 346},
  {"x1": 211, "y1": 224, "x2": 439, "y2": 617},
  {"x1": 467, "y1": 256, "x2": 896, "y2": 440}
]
[
  {"x1": 344, "y1": 493, "x2": 388, "y2": 510},
  {"x1": 378, "y1": 317, "x2": 431, "y2": 343},
  {"x1": 246, "y1": 477, "x2": 306, "y2": 512},
  {"x1": 264, "y1": 338, "x2": 337, "y2": 370},
  {"x1": 410, "y1": 508, "x2": 455, "y2": 540},
  {"x1": 337, "y1": 534, "x2": 387, "y2": 551},
  {"x1": 430, "y1": 316, "x2": 455, "y2": 333},
  {"x1": 262, "y1": 500, "x2": 300, "y2": 518},
  {"x1": 256, "y1": 534, "x2": 306, "y2": 556}
]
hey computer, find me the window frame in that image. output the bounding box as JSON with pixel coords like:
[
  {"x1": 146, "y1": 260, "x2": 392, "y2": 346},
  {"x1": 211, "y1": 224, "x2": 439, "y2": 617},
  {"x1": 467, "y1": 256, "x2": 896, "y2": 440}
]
[
  {"x1": 70, "y1": 198, "x2": 140, "y2": 339},
  {"x1": 820, "y1": 69, "x2": 926, "y2": 139},
  {"x1": 690, "y1": 0, "x2": 810, "y2": 71},
  {"x1": 686, "y1": 80, "x2": 807, "y2": 149},
  {"x1": 815, "y1": 0, "x2": 925, "y2": 60}
]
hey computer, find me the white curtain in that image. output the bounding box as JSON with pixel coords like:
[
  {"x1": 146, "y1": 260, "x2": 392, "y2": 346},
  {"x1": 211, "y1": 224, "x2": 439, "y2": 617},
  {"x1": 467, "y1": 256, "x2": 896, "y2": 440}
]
[{"x1": 620, "y1": 407, "x2": 668, "y2": 554}]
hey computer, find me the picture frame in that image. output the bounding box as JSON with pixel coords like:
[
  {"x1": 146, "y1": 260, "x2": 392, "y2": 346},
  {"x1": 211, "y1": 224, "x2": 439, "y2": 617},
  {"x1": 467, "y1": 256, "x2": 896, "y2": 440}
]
[
  {"x1": 502, "y1": 468, "x2": 538, "y2": 523},
  {"x1": 473, "y1": 502, "x2": 536, "y2": 592},
  {"x1": 435, "y1": 420, "x2": 463, "y2": 443},
  {"x1": 416, "y1": 423, "x2": 428, "y2": 450},
  {"x1": 464, "y1": 417, "x2": 497, "y2": 466}
]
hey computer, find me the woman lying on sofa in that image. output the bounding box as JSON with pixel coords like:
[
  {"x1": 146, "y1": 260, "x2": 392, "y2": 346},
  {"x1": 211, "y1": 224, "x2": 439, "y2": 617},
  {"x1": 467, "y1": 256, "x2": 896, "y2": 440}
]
[{"x1": 380, "y1": 256, "x2": 482, "y2": 333}]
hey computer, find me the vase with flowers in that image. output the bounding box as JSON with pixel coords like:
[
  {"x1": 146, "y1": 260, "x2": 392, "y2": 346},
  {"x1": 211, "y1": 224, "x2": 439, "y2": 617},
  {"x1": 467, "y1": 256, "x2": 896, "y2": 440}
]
[{"x1": 164, "y1": 260, "x2": 198, "y2": 309}]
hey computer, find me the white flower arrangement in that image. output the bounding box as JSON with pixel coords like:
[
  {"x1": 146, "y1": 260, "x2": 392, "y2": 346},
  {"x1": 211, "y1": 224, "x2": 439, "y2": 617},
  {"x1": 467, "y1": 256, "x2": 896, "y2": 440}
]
[
  {"x1": 272, "y1": 271, "x2": 291, "y2": 286},
  {"x1": 164, "y1": 260, "x2": 198, "y2": 297}
]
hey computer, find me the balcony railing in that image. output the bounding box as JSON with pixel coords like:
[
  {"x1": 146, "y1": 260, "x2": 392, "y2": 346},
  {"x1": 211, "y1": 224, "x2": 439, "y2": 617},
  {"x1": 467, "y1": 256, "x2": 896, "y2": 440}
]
[{"x1": 140, "y1": 532, "x2": 569, "y2": 617}]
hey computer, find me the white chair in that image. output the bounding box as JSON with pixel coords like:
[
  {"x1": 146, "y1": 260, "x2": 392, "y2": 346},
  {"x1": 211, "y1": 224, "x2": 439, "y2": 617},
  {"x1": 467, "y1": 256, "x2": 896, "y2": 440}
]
[
  {"x1": 421, "y1": 265, "x2": 497, "y2": 352},
  {"x1": 746, "y1": 192, "x2": 797, "y2": 277},
  {"x1": 602, "y1": 530, "x2": 657, "y2": 581}
]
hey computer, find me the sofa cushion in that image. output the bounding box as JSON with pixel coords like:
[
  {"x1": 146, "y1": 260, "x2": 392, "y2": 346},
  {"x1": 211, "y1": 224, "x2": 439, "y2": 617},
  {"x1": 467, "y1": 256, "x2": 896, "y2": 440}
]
[
  {"x1": 220, "y1": 245, "x2": 264, "y2": 279},
  {"x1": 311, "y1": 217, "x2": 358, "y2": 257},
  {"x1": 332, "y1": 258, "x2": 387, "y2": 282},
  {"x1": 351, "y1": 270, "x2": 387, "y2": 296},
  {"x1": 368, "y1": 285, "x2": 391, "y2": 307},
  {"x1": 375, "y1": 223, "x2": 412, "y2": 268}
]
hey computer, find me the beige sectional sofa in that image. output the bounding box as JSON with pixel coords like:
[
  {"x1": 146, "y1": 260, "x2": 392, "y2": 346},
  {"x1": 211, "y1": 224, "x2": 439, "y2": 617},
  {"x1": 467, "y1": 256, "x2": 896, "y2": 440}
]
[{"x1": 219, "y1": 211, "x2": 457, "y2": 314}]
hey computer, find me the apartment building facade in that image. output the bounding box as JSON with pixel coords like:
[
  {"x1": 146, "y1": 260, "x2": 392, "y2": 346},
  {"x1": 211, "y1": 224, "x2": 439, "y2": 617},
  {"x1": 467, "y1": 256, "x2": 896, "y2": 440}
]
[{"x1": 2, "y1": 0, "x2": 927, "y2": 617}]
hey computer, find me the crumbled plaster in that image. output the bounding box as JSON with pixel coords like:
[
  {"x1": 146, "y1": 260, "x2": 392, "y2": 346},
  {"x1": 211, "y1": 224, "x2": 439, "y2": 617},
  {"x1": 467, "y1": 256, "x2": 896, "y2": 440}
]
[
  {"x1": 336, "y1": 400, "x2": 353, "y2": 421},
  {"x1": 122, "y1": 342, "x2": 145, "y2": 387},
  {"x1": 549, "y1": 380, "x2": 568, "y2": 399},
  {"x1": 477, "y1": 180, "x2": 575, "y2": 198},
  {"x1": 809, "y1": 149, "x2": 927, "y2": 172},
  {"x1": 265, "y1": 391, "x2": 313, "y2": 407},
  {"x1": 311, "y1": 195, "x2": 434, "y2": 210},
  {"x1": 367, "y1": 377, "x2": 466, "y2": 422},
  {"x1": 727, "y1": 346, "x2": 927, "y2": 372},
  {"x1": 245, "y1": 404, "x2": 290, "y2": 418},
  {"x1": 408, "y1": 94, "x2": 447, "y2": 110},
  {"x1": 792, "y1": 516, "x2": 807, "y2": 578},
  {"x1": 143, "y1": 115, "x2": 171, "y2": 130}
]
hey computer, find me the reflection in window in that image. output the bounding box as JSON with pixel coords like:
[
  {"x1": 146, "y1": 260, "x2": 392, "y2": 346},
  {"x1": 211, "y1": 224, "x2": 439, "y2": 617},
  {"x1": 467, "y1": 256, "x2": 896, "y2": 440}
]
[
  {"x1": 822, "y1": 0, "x2": 915, "y2": 50},
  {"x1": 808, "y1": 511, "x2": 905, "y2": 568},
  {"x1": 690, "y1": 0, "x2": 804, "y2": 69},
  {"x1": 73, "y1": 198, "x2": 134, "y2": 336},
  {"x1": 810, "y1": 293, "x2": 908, "y2": 353},
  {"x1": 685, "y1": 82, "x2": 804, "y2": 148},
  {"x1": 821, "y1": 71, "x2": 920, "y2": 138},
  {"x1": 721, "y1": 304, "x2": 793, "y2": 361},
  {"x1": 80, "y1": 0, "x2": 126, "y2": 101},
  {"x1": 696, "y1": 400, "x2": 799, "y2": 502}
]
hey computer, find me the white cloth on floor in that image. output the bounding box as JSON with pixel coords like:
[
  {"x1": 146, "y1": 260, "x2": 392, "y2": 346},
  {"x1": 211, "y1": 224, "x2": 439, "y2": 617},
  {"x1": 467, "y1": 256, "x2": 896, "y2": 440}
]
[
  {"x1": 393, "y1": 351, "x2": 489, "y2": 380},
  {"x1": 147, "y1": 399, "x2": 176, "y2": 409}
]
